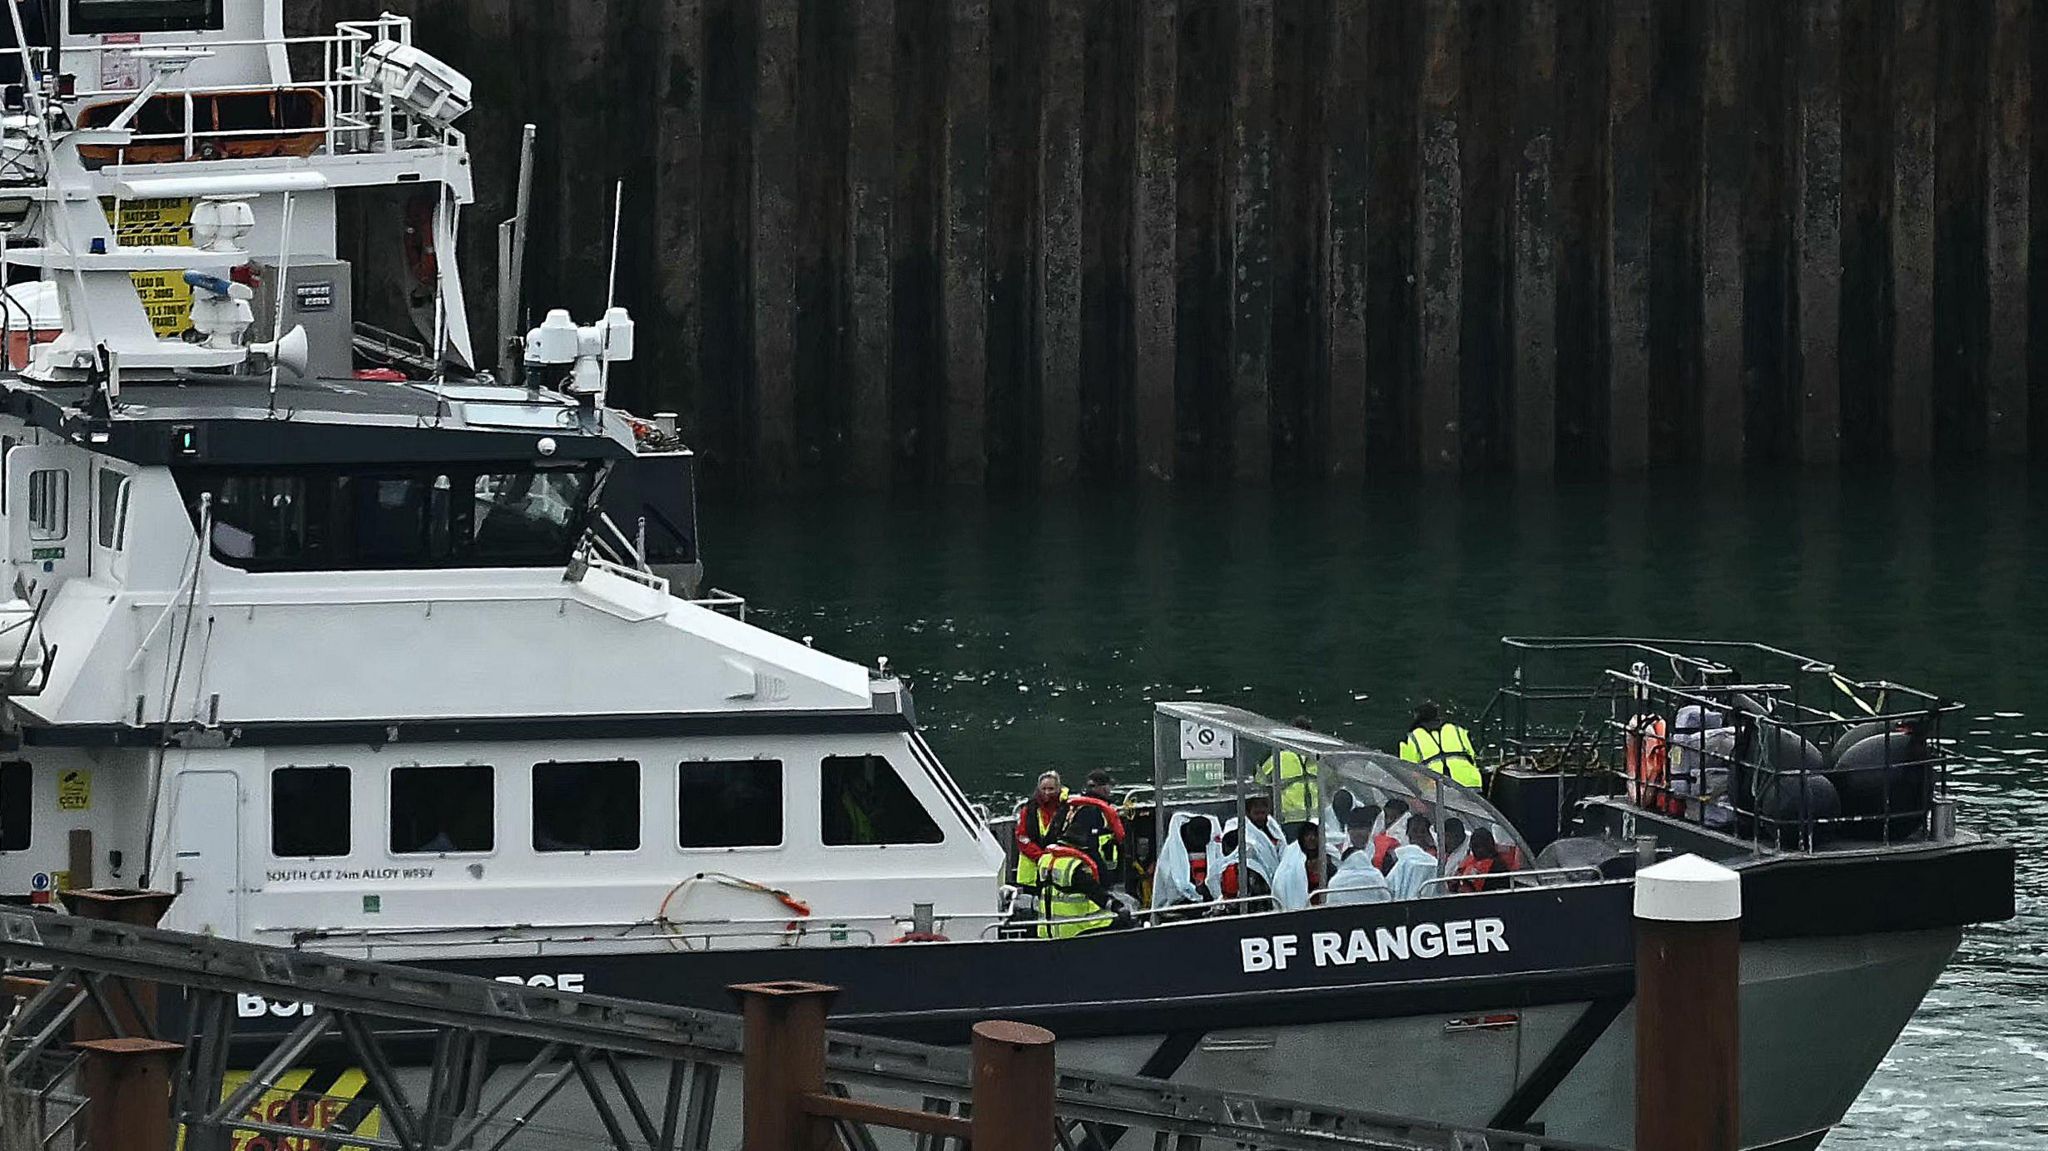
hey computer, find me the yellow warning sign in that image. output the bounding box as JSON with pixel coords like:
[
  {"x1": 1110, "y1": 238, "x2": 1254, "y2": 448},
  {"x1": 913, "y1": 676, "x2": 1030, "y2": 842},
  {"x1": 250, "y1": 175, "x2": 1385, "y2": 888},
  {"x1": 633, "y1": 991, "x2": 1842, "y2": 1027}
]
[
  {"x1": 57, "y1": 769, "x2": 90, "y2": 812},
  {"x1": 101, "y1": 196, "x2": 195, "y2": 337},
  {"x1": 177, "y1": 1067, "x2": 384, "y2": 1151}
]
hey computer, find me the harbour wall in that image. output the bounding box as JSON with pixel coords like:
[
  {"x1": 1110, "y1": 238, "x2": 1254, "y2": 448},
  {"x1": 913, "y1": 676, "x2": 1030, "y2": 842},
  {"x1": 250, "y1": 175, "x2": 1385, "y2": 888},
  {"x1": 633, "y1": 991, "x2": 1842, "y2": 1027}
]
[{"x1": 304, "y1": 0, "x2": 2042, "y2": 487}]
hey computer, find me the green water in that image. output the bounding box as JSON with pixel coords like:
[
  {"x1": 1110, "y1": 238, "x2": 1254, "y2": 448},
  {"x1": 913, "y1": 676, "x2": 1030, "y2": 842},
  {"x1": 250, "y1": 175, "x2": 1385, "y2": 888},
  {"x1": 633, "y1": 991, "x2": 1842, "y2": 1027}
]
[{"x1": 703, "y1": 467, "x2": 2047, "y2": 1148}]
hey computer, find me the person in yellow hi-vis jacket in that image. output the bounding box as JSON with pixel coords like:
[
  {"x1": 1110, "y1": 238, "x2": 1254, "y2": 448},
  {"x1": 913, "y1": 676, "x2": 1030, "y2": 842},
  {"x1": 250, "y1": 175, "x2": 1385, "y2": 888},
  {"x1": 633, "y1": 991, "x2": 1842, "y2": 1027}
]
[
  {"x1": 1399, "y1": 701, "x2": 1483, "y2": 789},
  {"x1": 1255, "y1": 715, "x2": 1322, "y2": 825}
]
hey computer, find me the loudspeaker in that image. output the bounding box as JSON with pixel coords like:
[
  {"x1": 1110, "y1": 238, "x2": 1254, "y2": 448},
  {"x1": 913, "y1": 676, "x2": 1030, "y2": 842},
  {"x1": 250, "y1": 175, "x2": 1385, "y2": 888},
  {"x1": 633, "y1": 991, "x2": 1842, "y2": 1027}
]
[{"x1": 251, "y1": 325, "x2": 309, "y2": 378}]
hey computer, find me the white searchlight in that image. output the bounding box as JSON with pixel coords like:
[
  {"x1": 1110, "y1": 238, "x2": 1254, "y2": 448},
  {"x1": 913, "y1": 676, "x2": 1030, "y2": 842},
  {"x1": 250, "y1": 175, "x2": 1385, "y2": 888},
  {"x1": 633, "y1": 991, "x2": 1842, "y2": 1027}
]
[{"x1": 524, "y1": 306, "x2": 633, "y2": 403}]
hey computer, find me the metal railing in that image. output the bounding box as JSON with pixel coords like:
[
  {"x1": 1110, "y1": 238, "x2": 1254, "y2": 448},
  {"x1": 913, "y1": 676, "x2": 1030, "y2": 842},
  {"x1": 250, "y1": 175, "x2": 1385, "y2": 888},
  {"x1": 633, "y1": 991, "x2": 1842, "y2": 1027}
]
[
  {"x1": 1416, "y1": 866, "x2": 1609, "y2": 898},
  {"x1": 1486, "y1": 637, "x2": 1961, "y2": 852},
  {"x1": 50, "y1": 16, "x2": 465, "y2": 164}
]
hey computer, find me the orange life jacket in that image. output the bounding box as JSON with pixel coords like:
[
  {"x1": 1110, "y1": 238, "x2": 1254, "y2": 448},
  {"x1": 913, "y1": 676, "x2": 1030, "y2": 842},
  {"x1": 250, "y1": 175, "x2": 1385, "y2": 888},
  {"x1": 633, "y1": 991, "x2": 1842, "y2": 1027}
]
[
  {"x1": 1371, "y1": 832, "x2": 1401, "y2": 871},
  {"x1": 1625, "y1": 714, "x2": 1683, "y2": 816}
]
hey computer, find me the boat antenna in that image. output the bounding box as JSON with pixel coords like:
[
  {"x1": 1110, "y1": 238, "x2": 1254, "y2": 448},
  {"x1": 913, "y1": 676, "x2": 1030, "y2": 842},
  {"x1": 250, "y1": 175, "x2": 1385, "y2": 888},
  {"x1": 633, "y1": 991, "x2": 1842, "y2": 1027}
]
[
  {"x1": 3, "y1": 2, "x2": 101, "y2": 358},
  {"x1": 430, "y1": 146, "x2": 458, "y2": 423},
  {"x1": 266, "y1": 191, "x2": 295, "y2": 416},
  {"x1": 599, "y1": 178, "x2": 622, "y2": 408},
  {"x1": 498, "y1": 122, "x2": 535, "y2": 387}
]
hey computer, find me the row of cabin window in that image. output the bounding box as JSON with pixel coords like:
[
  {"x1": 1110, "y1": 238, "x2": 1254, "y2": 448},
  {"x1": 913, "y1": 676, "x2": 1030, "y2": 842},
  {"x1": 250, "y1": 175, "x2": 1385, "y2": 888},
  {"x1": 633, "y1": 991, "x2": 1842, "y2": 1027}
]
[{"x1": 269, "y1": 755, "x2": 946, "y2": 859}]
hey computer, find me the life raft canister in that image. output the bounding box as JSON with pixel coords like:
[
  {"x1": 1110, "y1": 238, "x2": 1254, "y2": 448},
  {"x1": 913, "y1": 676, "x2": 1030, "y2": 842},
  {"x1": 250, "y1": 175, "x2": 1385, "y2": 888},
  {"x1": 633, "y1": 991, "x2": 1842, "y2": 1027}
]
[{"x1": 1624, "y1": 714, "x2": 1683, "y2": 816}]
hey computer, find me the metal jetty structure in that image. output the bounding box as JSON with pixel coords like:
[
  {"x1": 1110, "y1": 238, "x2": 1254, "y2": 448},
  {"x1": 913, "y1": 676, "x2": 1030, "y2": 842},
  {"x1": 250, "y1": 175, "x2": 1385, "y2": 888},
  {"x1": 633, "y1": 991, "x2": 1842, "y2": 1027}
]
[{"x1": 0, "y1": 907, "x2": 1621, "y2": 1151}]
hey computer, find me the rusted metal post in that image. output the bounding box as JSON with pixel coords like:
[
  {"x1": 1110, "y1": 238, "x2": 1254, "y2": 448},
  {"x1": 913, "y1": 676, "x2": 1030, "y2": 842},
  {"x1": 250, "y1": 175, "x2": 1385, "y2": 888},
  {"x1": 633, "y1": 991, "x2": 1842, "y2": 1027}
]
[
  {"x1": 60, "y1": 888, "x2": 175, "y2": 1039},
  {"x1": 732, "y1": 980, "x2": 837, "y2": 1151},
  {"x1": 73, "y1": 1037, "x2": 184, "y2": 1151},
  {"x1": 1635, "y1": 853, "x2": 1741, "y2": 1151},
  {"x1": 970, "y1": 1020, "x2": 1056, "y2": 1151}
]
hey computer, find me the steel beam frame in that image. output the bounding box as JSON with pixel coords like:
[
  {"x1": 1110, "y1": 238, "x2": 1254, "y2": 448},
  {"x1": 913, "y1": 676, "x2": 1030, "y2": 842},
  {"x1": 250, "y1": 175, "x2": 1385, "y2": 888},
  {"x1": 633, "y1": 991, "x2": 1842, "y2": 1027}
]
[{"x1": 1, "y1": 910, "x2": 1609, "y2": 1151}]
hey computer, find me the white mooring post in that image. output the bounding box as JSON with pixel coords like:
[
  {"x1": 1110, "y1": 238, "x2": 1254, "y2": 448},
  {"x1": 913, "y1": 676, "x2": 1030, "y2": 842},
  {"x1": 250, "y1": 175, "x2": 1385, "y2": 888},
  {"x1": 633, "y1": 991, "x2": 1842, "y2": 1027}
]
[{"x1": 1634, "y1": 854, "x2": 1742, "y2": 1151}]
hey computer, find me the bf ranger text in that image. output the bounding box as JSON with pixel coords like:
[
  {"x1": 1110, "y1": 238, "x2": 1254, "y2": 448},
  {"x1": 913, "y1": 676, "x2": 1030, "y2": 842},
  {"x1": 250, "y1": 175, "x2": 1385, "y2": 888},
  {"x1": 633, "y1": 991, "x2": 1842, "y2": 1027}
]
[{"x1": 1240, "y1": 917, "x2": 1510, "y2": 972}]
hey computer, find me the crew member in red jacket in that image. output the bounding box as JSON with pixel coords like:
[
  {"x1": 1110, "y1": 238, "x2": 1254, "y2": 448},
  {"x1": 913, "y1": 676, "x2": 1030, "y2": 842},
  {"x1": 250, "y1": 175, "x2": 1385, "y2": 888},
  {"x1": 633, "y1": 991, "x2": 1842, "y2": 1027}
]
[{"x1": 1012, "y1": 771, "x2": 1069, "y2": 892}]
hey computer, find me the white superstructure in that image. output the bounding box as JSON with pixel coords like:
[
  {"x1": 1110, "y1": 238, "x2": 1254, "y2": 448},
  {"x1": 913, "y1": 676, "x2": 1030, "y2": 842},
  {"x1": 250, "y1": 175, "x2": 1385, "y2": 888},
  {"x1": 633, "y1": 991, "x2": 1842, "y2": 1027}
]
[{"x1": 0, "y1": 1, "x2": 1006, "y2": 960}]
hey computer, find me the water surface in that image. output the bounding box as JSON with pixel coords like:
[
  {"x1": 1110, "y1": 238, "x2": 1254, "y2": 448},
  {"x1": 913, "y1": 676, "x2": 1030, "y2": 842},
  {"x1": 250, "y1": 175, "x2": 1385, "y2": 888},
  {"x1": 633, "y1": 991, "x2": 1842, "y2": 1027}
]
[{"x1": 703, "y1": 468, "x2": 2045, "y2": 1148}]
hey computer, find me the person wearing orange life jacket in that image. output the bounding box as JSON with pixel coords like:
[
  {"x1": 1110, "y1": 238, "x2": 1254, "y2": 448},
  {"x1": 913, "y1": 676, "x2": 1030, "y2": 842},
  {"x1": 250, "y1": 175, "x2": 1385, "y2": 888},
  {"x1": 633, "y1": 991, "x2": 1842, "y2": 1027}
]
[
  {"x1": 1064, "y1": 769, "x2": 1129, "y2": 885},
  {"x1": 1037, "y1": 833, "x2": 1120, "y2": 939},
  {"x1": 1012, "y1": 772, "x2": 1069, "y2": 891},
  {"x1": 1370, "y1": 797, "x2": 1411, "y2": 871},
  {"x1": 1452, "y1": 827, "x2": 1518, "y2": 892},
  {"x1": 1399, "y1": 701, "x2": 1484, "y2": 790},
  {"x1": 1624, "y1": 713, "x2": 1684, "y2": 815}
]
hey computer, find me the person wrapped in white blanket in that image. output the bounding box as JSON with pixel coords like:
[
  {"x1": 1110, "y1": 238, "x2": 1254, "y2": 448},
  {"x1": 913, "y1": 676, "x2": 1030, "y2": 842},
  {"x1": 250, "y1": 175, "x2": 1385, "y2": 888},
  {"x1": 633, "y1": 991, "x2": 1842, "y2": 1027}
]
[
  {"x1": 1323, "y1": 806, "x2": 1393, "y2": 905},
  {"x1": 1269, "y1": 822, "x2": 1335, "y2": 911},
  {"x1": 1385, "y1": 815, "x2": 1444, "y2": 900},
  {"x1": 1221, "y1": 793, "x2": 1287, "y2": 903},
  {"x1": 1150, "y1": 811, "x2": 1223, "y2": 914}
]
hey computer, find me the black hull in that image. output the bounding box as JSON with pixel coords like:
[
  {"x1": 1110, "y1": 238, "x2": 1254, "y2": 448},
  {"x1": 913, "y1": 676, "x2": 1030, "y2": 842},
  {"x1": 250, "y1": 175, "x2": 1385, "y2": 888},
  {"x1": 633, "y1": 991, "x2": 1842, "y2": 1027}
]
[{"x1": 213, "y1": 838, "x2": 2011, "y2": 1149}]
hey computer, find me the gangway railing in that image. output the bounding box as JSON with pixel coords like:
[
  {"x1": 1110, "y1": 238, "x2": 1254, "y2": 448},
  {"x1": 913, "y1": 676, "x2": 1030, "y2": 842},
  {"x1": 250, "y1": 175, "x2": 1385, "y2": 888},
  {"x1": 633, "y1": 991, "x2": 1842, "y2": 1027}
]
[{"x1": 0, "y1": 908, "x2": 1615, "y2": 1151}]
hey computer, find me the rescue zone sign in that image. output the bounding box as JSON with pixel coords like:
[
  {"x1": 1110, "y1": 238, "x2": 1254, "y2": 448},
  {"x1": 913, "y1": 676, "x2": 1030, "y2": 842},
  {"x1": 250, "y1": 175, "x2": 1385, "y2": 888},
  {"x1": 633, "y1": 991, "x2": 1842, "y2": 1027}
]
[{"x1": 1239, "y1": 916, "x2": 1510, "y2": 972}]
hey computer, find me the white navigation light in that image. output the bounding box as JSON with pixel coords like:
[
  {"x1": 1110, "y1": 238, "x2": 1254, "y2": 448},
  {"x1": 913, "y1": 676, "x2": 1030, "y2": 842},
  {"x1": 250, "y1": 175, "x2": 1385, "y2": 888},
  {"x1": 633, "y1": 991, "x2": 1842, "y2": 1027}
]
[
  {"x1": 189, "y1": 197, "x2": 255, "y2": 253},
  {"x1": 183, "y1": 270, "x2": 254, "y2": 350},
  {"x1": 599, "y1": 306, "x2": 634, "y2": 361},
  {"x1": 522, "y1": 306, "x2": 636, "y2": 399},
  {"x1": 356, "y1": 41, "x2": 473, "y2": 129},
  {"x1": 526, "y1": 309, "x2": 579, "y2": 365}
]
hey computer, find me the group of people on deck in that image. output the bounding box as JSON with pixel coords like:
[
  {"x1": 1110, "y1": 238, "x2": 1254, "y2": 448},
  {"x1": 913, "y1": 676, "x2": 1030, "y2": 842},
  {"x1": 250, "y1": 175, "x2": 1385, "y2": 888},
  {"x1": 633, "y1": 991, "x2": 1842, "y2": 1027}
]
[{"x1": 1014, "y1": 701, "x2": 1523, "y2": 936}]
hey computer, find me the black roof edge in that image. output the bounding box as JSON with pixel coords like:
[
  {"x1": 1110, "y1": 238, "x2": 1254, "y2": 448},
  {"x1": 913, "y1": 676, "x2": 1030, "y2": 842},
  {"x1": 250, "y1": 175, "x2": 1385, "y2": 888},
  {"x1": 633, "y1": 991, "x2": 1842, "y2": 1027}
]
[{"x1": 3, "y1": 386, "x2": 637, "y2": 467}]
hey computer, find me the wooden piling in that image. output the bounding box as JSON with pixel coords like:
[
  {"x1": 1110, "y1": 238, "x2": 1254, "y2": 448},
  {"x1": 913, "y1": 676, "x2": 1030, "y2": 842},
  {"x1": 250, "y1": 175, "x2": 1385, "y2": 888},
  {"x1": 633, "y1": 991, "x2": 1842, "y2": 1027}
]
[
  {"x1": 1795, "y1": 0, "x2": 1843, "y2": 465},
  {"x1": 1511, "y1": 0, "x2": 1557, "y2": 475},
  {"x1": 1229, "y1": 0, "x2": 1274, "y2": 484},
  {"x1": 846, "y1": 0, "x2": 895, "y2": 487},
  {"x1": 299, "y1": 0, "x2": 2048, "y2": 486},
  {"x1": 733, "y1": 980, "x2": 836, "y2": 1151},
  {"x1": 61, "y1": 888, "x2": 176, "y2": 1040},
  {"x1": 1039, "y1": 0, "x2": 1085, "y2": 484},
  {"x1": 1986, "y1": 0, "x2": 2031, "y2": 454},
  {"x1": 942, "y1": 0, "x2": 991, "y2": 486},
  {"x1": 1132, "y1": 0, "x2": 1178, "y2": 481},
  {"x1": 1609, "y1": 0, "x2": 1653, "y2": 473},
  {"x1": 1892, "y1": 0, "x2": 1936, "y2": 461},
  {"x1": 1634, "y1": 854, "x2": 1742, "y2": 1151},
  {"x1": 75, "y1": 1038, "x2": 184, "y2": 1151},
  {"x1": 1416, "y1": 0, "x2": 1462, "y2": 474},
  {"x1": 1324, "y1": 0, "x2": 1370, "y2": 477},
  {"x1": 970, "y1": 1020, "x2": 1056, "y2": 1151}
]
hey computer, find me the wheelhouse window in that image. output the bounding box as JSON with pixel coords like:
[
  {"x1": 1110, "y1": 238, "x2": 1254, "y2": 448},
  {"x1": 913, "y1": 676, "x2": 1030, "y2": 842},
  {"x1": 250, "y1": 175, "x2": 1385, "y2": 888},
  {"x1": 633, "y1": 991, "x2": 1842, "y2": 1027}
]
[
  {"x1": 271, "y1": 767, "x2": 350, "y2": 858},
  {"x1": 70, "y1": 0, "x2": 226, "y2": 36},
  {"x1": 96, "y1": 469, "x2": 128, "y2": 550},
  {"x1": 176, "y1": 464, "x2": 596, "y2": 572},
  {"x1": 0, "y1": 762, "x2": 27, "y2": 851},
  {"x1": 821, "y1": 755, "x2": 943, "y2": 846},
  {"x1": 533, "y1": 759, "x2": 639, "y2": 852},
  {"x1": 678, "y1": 759, "x2": 783, "y2": 849},
  {"x1": 390, "y1": 764, "x2": 494, "y2": 854},
  {"x1": 27, "y1": 469, "x2": 66, "y2": 541}
]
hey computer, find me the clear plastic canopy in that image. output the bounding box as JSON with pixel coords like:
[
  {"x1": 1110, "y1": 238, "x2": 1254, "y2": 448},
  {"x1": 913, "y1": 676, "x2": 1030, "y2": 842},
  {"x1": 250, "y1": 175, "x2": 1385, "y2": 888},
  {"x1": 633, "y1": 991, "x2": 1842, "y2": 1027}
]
[{"x1": 1150, "y1": 701, "x2": 1534, "y2": 872}]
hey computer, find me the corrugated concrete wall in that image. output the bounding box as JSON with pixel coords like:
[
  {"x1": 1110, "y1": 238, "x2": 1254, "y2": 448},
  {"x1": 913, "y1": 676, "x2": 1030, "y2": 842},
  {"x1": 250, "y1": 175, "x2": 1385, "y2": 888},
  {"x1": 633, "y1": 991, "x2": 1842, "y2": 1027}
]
[{"x1": 304, "y1": 0, "x2": 2042, "y2": 488}]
